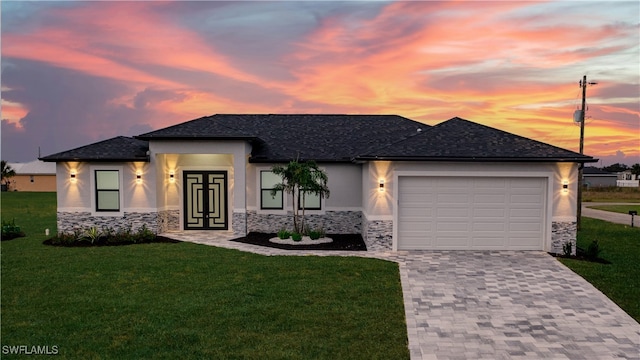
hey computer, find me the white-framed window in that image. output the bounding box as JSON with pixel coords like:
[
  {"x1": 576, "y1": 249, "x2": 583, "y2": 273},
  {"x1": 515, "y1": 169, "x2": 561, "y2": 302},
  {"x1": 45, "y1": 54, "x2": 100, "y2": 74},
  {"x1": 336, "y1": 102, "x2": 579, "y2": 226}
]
[
  {"x1": 95, "y1": 170, "x2": 120, "y2": 212},
  {"x1": 260, "y1": 170, "x2": 283, "y2": 210},
  {"x1": 298, "y1": 190, "x2": 321, "y2": 210}
]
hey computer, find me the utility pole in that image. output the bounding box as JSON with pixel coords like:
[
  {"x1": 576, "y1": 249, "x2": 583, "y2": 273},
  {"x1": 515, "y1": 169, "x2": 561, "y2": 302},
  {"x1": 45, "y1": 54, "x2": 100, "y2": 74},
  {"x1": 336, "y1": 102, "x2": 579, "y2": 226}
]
[{"x1": 576, "y1": 75, "x2": 597, "y2": 230}]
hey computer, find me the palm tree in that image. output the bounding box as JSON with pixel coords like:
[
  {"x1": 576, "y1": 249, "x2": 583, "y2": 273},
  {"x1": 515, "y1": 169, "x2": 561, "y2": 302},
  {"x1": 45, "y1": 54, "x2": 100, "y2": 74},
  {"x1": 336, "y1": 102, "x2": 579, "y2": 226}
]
[
  {"x1": 1, "y1": 160, "x2": 16, "y2": 190},
  {"x1": 271, "y1": 160, "x2": 330, "y2": 234}
]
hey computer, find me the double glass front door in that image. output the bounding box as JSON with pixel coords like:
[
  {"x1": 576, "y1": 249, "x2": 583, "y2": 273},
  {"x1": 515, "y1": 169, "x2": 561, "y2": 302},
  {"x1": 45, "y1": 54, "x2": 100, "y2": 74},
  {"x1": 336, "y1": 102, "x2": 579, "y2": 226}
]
[{"x1": 183, "y1": 171, "x2": 228, "y2": 230}]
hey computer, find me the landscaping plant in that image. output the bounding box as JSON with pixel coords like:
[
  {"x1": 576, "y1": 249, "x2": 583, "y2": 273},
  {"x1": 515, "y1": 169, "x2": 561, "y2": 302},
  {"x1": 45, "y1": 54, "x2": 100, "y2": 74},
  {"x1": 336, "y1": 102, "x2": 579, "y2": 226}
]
[{"x1": 270, "y1": 160, "x2": 330, "y2": 233}]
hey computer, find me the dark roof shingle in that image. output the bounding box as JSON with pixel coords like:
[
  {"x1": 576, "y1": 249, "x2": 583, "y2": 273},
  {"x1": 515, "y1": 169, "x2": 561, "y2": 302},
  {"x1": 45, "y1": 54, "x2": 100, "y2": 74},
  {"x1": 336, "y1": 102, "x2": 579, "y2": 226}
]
[
  {"x1": 137, "y1": 114, "x2": 427, "y2": 162},
  {"x1": 40, "y1": 136, "x2": 149, "y2": 162},
  {"x1": 357, "y1": 117, "x2": 594, "y2": 162}
]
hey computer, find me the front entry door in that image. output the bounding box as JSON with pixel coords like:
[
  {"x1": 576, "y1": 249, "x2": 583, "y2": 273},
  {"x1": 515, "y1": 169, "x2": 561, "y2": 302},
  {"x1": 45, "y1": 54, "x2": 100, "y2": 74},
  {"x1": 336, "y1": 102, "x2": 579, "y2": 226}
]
[{"x1": 183, "y1": 171, "x2": 228, "y2": 230}]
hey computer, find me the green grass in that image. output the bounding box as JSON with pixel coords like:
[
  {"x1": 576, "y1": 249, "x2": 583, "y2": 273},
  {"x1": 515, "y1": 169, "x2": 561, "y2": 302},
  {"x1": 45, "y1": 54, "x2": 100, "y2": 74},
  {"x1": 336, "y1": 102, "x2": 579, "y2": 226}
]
[
  {"x1": 1, "y1": 193, "x2": 409, "y2": 359},
  {"x1": 558, "y1": 218, "x2": 640, "y2": 322},
  {"x1": 583, "y1": 187, "x2": 640, "y2": 202},
  {"x1": 1, "y1": 192, "x2": 57, "y2": 240},
  {"x1": 587, "y1": 204, "x2": 640, "y2": 214}
]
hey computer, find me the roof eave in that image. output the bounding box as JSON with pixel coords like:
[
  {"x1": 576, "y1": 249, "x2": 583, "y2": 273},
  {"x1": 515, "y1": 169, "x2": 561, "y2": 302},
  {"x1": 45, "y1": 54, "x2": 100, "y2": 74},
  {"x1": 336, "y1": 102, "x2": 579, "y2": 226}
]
[
  {"x1": 39, "y1": 157, "x2": 150, "y2": 163},
  {"x1": 134, "y1": 135, "x2": 258, "y2": 141},
  {"x1": 353, "y1": 156, "x2": 599, "y2": 163},
  {"x1": 249, "y1": 157, "x2": 353, "y2": 164}
]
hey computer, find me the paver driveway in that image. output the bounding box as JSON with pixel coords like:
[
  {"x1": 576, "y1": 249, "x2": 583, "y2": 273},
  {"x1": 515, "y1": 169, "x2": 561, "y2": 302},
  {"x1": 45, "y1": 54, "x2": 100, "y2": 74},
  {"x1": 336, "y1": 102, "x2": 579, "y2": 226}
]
[
  {"x1": 392, "y1": 251, "x2": 640, "y2": 360},
  {"x1": 163, "y1": 233, "x2": 640, "y2": 359}
]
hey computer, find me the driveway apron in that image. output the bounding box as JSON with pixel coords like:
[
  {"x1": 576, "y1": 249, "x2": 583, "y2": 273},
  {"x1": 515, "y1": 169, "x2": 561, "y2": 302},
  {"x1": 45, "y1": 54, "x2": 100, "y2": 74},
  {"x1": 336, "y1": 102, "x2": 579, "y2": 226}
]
[
  {"x1": 163, "y1": 234, "x2": 640, "y2": 359},
  {"x1": 394, "y1": 251, "x2": 640, "y2": 360}
]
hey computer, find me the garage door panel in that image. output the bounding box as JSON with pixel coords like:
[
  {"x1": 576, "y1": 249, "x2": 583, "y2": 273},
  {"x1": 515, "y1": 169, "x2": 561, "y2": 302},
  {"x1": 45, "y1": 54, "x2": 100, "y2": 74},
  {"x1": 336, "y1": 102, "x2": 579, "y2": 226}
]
[
  {"x1": 473, "y1": 208, "x2": 506, "y2": 217},
  {"x1": 473, "y1": 194, "x2": 506, "y2": 203},
  {"x1": 436, "y1": 237, "x2": 468, "y2": 247},
  {"x1": 398, "y1": 176, "x2": 545, "y2": 250}
]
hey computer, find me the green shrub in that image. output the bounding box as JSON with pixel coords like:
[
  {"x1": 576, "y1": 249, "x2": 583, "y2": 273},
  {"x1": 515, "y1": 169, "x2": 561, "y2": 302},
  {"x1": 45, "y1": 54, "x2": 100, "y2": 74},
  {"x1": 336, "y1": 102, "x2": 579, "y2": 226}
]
[
  {"x1": 308, "y1": 228, "x2": 325, "y2": 240},
  {"x1": 291, "y1": 232, "x2": 303, "y2": 242},
  {"x1": 82, "y1": 226, "x2": 103, "y2": 244},
  {"x1": 586, "y1": 240, "x2": 602, "y2": 260},
  {"x1": 277, "y1": 228, "x2": 291, "y2": 240},
  {"x1": 136, "y1": 224, "x2": 156, "y2": 243},
  {"x1": 44, "y1": 225, "x2": 159, "y2": 247},
  {"x1": 562, "y1": 241, "x2": 573, "y2": 256},
  {"x1": 1, "y1": 218, "x2": 25, "y2": 240}
]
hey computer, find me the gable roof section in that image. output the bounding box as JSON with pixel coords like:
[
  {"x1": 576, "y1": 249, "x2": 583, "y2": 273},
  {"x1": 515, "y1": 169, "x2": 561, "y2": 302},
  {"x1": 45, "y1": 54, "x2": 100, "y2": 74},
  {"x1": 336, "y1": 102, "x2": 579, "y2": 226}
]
[
  {"x1": 356, "y1": 117, "x2": 596, "y2": 162},
  {"x1": 8, "y1": 161, "x2": 56, "y2": 174},
  {"x1": 583, "y1": 167, "x2": 617, "y2": 176},
  {"x1": 40, "y1": 136, "x2": 149, "y2": 162},
  {"x1": 137, "y1": 114, "x2": 427, "y2": 162}
]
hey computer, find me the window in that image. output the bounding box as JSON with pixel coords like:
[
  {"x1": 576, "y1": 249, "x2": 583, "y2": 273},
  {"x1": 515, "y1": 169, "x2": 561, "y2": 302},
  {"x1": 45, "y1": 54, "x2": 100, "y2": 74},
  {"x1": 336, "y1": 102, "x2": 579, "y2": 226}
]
[
  {"x1": 30, "y1": 176, "x2": 34, "y2": 183},
  {"x1": 260, "y1": 171, "x2": 283, "y2": 209},
  {"x1": 298, "y1": 190, "x2": 321, "y2": 210},
  {"x1": 95, "y1": 170, "x2": 120, "y2": 212}
]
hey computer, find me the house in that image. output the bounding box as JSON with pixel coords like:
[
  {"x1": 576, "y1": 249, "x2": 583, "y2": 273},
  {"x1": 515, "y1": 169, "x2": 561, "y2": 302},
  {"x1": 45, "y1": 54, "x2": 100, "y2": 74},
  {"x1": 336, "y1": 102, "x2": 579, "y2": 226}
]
[
  {"x1": 6, "y1": 160, "x2": 57, "y2": 192},
  {"x1": 40, "y1": 114, "x2": 596, "y2": 253},
  {"x1": 617, "y1": 170, "x2": 640, "y2": 187},
  {"x1": 582, "y1": 167, "x2": 618, "y2": 188}
]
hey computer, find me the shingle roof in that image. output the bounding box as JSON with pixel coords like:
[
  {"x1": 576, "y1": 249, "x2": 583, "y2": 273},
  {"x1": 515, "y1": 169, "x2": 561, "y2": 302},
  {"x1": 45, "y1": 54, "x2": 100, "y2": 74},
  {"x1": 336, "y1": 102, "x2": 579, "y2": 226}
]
[
  {"x1": 583, "y1": 167, "x2": 617, "y2": 175},
  {"x1": 40, "y1": 136, "x2": 149, "y2": 162},
  {"x1": 40, "y1": 115, "x2": 597, "y2": 163},
  {"x1": 8, "y1": 161, "x2": 56, "y2": 174},
  {"x1": 137, "y1": 114, "x2": 427, "y2": 162},
  {"x1": 356, "y1": 117, "x2": 595, "y2": 162}
]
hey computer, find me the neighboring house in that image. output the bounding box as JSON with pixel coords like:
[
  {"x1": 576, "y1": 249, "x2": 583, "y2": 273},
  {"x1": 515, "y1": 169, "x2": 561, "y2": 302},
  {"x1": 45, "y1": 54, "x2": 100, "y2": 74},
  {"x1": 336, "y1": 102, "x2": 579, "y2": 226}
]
[
  {"x1": 617, "y1": 170, "x2": 640, "y2": 187},
  {"x1": 7, "y1": 160, "x2": 57, "y2": 192},
  {"x1": 40, "y1": 114, "x2": 596, "y2": 253},
  {"x1": 582, "y1": 167, "x2": 618, "y2": 188}
]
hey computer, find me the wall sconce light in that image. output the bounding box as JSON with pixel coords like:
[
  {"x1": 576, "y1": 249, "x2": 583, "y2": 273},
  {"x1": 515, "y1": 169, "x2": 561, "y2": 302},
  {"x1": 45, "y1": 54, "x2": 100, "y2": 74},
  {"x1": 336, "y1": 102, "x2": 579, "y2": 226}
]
[
  {"x1": 70, "y1": 170, "x2": 77, "y2": 183},
  {"x1": 562, "y1": 180, "x2": 569, "y2": 193},
  {"x1": 136, "y1": 171, "x2": 142, "y2": 184},
  {"x1": 169, "y1": 171, "x2": 175, "y2": 183},
  {"x1": 379, "y1": 179, "x2": 385, "y2": 192}
]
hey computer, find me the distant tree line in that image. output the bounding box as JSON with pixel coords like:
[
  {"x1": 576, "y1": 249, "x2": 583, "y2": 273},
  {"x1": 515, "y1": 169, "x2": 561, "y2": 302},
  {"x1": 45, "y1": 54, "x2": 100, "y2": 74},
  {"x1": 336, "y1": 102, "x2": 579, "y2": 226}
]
[{"x1": 599, "y1": 163, "x2": 640, "y2": 175}]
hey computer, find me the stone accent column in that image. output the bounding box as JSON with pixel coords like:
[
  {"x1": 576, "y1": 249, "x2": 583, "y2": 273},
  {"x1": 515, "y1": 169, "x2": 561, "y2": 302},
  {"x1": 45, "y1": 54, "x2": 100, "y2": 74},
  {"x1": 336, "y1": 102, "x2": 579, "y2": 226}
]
[
  {"x1": 363, "y1": 218, "x2": 393, "y2": 251},
  {"x1": 158, "y1": 209, "x2": 180, "y2": 233},
  {"x1": 551, "y1": 221, "x2": 577, "y2": 255},
  {"x1": 232, "y1": 211, "x2": 247, "y2": 236}
]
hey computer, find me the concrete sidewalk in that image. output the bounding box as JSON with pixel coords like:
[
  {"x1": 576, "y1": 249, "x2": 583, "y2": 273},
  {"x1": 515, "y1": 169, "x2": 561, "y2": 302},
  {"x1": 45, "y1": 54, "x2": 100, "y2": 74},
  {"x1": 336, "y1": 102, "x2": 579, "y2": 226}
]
[{"x1": 583, "y1": 202, "x2": 639, "y2": 226}]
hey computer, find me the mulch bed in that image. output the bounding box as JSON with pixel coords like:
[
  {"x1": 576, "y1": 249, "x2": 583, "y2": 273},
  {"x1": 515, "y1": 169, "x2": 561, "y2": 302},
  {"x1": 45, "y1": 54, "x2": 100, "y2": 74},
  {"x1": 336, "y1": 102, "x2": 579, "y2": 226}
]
[
  {"x1": 231, "y1": 232, "x2": 367, "y2": 251},
  {"x1": 42, "y1": 236, "x2": 181, "y2": 247}
]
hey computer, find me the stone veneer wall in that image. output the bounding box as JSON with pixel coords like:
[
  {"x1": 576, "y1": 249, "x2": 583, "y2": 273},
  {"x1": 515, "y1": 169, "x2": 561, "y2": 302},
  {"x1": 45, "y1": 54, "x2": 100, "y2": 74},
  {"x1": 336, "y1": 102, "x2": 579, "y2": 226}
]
[
  {"x1": 246, "y1": 210, "x2": 362, "y2": 234},
  {"x1": 363, "y1": 218, "x2": 393, "y2": 251},
  {"x1": 158, "y1": 209, "x2": 180, "y2": 233},
  {"x1": 232, "y1": 212, "x2": 247, "y2": 236},
  {"x1": 551, "y1": 221, "x2": 577, "y2": 255},
  {"x1": 58, "y1": 211, "x2": 160, "y2": 234}
]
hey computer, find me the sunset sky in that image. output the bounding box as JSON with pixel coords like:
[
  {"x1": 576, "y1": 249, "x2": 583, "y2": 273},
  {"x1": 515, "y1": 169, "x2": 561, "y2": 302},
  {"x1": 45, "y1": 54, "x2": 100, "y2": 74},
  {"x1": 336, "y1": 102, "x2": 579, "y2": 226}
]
[{"x1": 2, "y1": 1, "x2": 638, "y2": 165}]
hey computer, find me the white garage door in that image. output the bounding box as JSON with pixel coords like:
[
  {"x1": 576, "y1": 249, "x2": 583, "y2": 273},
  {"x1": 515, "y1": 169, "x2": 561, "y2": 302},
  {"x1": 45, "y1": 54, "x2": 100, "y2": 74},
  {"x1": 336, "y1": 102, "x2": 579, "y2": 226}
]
[{"x1": 398, "y1": 176, "x2": 546, "y2": 250}]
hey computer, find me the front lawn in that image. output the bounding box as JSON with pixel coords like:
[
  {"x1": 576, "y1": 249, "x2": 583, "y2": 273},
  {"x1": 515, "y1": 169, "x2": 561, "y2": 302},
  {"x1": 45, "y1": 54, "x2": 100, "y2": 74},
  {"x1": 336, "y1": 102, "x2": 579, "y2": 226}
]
[
  {"x1": 587, "y1": 204, "x2": 640, "y2": 215},
  {"x1": 558, "y1": 217, "x2": 640, "y2": 322},
  {"x1": 1, "y1": 193, "x2": 409, "y2": 359}
]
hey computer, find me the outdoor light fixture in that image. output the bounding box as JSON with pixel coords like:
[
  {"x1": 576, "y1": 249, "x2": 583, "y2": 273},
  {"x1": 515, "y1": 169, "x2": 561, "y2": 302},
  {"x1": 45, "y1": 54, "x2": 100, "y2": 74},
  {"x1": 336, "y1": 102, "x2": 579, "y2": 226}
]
[
  {"x1": 169, "y1": 171, "x2": 175, "y2": 183},
  {"x1": 562, "y1": 180, "x2": 569, "y2": 193},
  {"x1": 136, "y1": 171, "x2": 142, "y2": 184},
  {"x1": 379, "y1": 179, "x2": 385, "y2": 192},
  {"x1": 70, "y1": 170, "x2": 77, "y2": 183}
]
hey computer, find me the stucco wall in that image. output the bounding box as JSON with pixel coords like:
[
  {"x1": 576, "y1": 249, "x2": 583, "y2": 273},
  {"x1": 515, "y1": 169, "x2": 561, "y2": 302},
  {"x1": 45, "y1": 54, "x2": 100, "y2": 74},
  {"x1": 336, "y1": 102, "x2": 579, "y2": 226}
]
[
  {"x1": 56, "y1": 161, "x2": 156, "y2": 212},
  {"x1": 8, "y1": 175, "x2": 56, "y2": 192},
  {"x1": 246, "y1": 163, "x2": 362, "y2": 210}
]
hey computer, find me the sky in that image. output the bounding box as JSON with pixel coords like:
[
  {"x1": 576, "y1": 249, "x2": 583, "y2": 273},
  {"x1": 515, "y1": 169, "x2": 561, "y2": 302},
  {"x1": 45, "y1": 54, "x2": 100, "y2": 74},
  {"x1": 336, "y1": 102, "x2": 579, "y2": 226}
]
[{"x1": 1, "y1": 1, "x2": 639, "y2": 166}]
